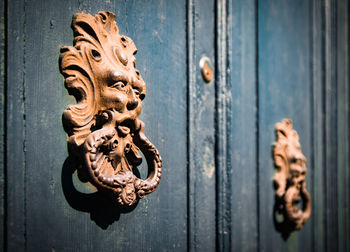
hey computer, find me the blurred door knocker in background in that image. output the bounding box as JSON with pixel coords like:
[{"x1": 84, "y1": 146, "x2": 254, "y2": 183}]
[{"x1": 273, "y1": 119, "x2": 311, "y2": 233}]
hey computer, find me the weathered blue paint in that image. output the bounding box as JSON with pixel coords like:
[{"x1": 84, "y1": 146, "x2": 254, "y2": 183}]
[
  {"x1": 188, "y1": 0, "x2": 216, "y2": 251},
  {"x1": 229, "y1": 0, "x2": 258, "y2": 251},
  {"x1": 5, "y1": 0, "x2": 26, "y2": 251},
  {"x1": 0, "y1": 0, "x2": 5, "y2": 249}
]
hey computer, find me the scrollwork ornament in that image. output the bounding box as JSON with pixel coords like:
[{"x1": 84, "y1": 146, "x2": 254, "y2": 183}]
[
  {"x1": 273, "y1": 119, "x2": 311, "y2": 232},
  {"x1": 59, "y1": 11, "x2": 162, "y2": 206}
]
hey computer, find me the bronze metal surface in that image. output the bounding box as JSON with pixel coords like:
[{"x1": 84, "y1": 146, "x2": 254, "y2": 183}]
[
  {"x1": 59, "y1": 11, "x2": 162, "y2": 206},
  {"x1": 199, "y1": 56, "x2": 213, "y2": 83},
  {"x1": 273, "y1": 119, "x2": 311, "y2": 231}
]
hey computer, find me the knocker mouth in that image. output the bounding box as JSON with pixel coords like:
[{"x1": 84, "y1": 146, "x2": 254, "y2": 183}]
[
  {"x1": 97, "y1": 109, "x2": 142, "y2": 135},
  {"x1": 82, "y1": 110, "x2": 162, "y2": 206},
  {"x1": 116, "y1": 117, "x2": 142, "y2": 137}
]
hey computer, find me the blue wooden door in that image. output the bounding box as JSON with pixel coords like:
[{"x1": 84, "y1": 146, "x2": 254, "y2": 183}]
[{"x1": 1, "y1": 0, "x2": 349, "y2": 251}]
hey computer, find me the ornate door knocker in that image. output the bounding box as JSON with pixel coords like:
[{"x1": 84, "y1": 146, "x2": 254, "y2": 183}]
[
  {"x1": 59, "y1": 11, "x2": 162, "y2": 206},
  {"x1": 273, "y1": 119, "x2": 311, "y2": 231}
]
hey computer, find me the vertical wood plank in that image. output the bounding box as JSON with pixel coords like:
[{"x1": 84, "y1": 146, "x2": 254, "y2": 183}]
[
  {"x1": 311, "y1": 0, "x2": 326, "y2": 251},
  {"x1": 0, "y1": 0, "x2": 5, "y2": 249},
  {"x1": 228, "y1": 0, "x2": 259, "y2": 251},
  {"x1": 6, "y1": 0, "x2": 26, "y2": 250},
  {"x1": 324, "y1": 1, "x2": 339, "y2": 251},
  {"x1": 216, "y1": 0, "x2": 231, "y2": 251},
  {"x1": 258, "y1": 0, "x2": 313, "y2": 251},
  {"x1": 188, "y1": 0, "x2": 217, "y2": 250},
  {"x1": 336, "y1": 0, "x2": 349, "y2": 251}
]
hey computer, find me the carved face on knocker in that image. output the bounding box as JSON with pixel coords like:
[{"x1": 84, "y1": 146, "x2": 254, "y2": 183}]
[
  {"x1": 273, "y1": 119, "x2": 311, "y2": 232},
  {"x1": 87, "y1": 35, "x2": 146, "y2": 116},
  {"x1": 284, "y1": 133, "x2": 307, "y2": 188},
  {"x1": 59, "y1": 11, "x2": 162, "y2": 206}
]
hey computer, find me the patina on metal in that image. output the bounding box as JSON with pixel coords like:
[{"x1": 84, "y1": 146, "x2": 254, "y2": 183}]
[
  {"x1": 273, "y1": 119, "x2": 311, "y2": 232},
  {"x1": 59, "y1": 11, "x2": 162, "y2": 206}
]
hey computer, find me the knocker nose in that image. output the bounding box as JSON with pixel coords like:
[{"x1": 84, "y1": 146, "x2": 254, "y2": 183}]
[
  {"x1": 127, "y1": 99, "x2": 139, "y2": 110},
  {"x1": 127, "y1": 89, "x2": 139, "y2": 111}
]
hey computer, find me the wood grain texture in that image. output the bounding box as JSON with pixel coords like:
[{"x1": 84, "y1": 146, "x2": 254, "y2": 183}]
[
  {"x1": 0, "y1": 0, "x2": 5, "y2": 249},
  {"x1": 336, "y1": 1, "x2": 350, "y2": 252},
  {"x1": 6, "y1": 0, "x2": 26, "y2": 251},
  {"x1": 312, "y1": 1, "x2": 350, "y2": 251},
  {"x1": 311, "y1": 1, "x2": 326, "y2": 251},
  {"x1": 188, "y1": 0, "x2": 216, "y2": 251},
  {"x1": 215, "y1": 0, "x2": 231, "y2": 251},
  {"x1": 228, "y1": 0, "x2": 258, "y2": 251},
  {"x1": 324, "y1": 1, "x2": 339, "y2": 251}
]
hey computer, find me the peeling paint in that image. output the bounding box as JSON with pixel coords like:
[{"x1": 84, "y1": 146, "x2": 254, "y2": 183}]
[{"x1": 203, "y1": 145, "x2": 215, "y2": 178}]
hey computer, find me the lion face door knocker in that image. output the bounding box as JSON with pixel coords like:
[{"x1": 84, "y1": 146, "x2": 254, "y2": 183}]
[
  {"x1": 273, "y1": 119, "x2": 311, "y2": 232},
  {"x1": 59, "y1": 11, "x2": 162, "y2": 206}
]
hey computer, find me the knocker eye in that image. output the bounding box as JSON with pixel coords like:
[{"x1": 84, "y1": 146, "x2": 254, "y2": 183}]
[
  {"x1": 133, "y1": 88, "x2": 145, "y2": 101},
  {"x1": 110, "y1": 81, "x2": 127, "y2": 91},
  {"x1": 139, "y1": 93, "x2": 145, "y2": 101},
  {"x1": 91, "y1": 49, "x2": 102, "y2": 61},
  {"x1": 290, "y1": 158, "x2": 297, "y2": 164}
]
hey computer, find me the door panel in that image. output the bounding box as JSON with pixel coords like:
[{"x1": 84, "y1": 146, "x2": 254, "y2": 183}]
[
  {"x1": 2, "y1": 0, "x2": 349, "y2": 251},
  {"x1": 0, "y1": 0, "x2": 5, "y2": 248},
  {"x1": 188, "y1": 0, "x2": 216, "y2": 250},
  {"x1": 6, "y1": 0, "x2": 26, "y2": 250},
  {"x1": 258, "y1": 1, "x2": 313, "y2": 251},
  {"x1": 229, "y1": 0, "x2": 258, "y2": 251}
]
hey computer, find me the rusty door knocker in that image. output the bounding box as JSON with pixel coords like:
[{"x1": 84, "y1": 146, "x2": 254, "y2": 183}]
[
  {"x1": 273, "y1": 119, "x2": 311, "y2": 231},
  {"x1": 59, "y1": 11, "x2": 162, "y2": 206}
]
